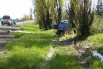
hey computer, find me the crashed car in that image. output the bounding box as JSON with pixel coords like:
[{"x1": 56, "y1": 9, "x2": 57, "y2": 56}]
[
  {"x1": 56, "y1": 20, "x2": 69, "y2": 35},
  {"x1": 58, "y1": 20, "x2": 69, "y2": 30},
  {"x1": 1, "y1": 15, "x2": 16, "y2": 26}
]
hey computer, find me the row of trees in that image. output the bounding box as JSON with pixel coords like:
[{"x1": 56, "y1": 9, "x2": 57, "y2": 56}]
[
  {"x1": 33, "y1": 0, "x2": 95, "y2": 36},
  {"x1": 33, "y1": 0, "x2": 63, "y2": 30},
  {"x1": 67, "y1": 0, "x2": 94, "y2": 35},
  {"x1": 22, "y1": 8, "x2": 33, "y2": 21}
]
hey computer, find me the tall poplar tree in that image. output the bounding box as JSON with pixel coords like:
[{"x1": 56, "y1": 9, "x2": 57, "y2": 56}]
[
  {"x1": 67, "y1": 0, "x2": 94, "y2": 35},
  {"x1": 33, "y1": 0, "x2": 63, "y2": 30}
]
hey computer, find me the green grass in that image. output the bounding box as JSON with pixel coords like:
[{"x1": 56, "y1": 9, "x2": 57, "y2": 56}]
[
  {"x1": 48, "y1": 32, "x2": 103, "y2": 68},
  {"x1": 88, "y1": 56, "x2": 103, "y2": 69},
  {"x1": 48, "y1": 47, "x2": 82, "y2": 69},
  {"x1": 87, "y1": 33, "x2": 103, "y2": 50},
  {"x1": 0, "y1": 22, "x2": 56, "y2": 69},
  {"x1": 91, "y1": 15, "x2": 103, "y2": 34},
  {"x1": 79, "y1": 33, "x2": 103, "y2": 69},
  {"x1": 20, "y1": 23, "x2": 40, "y2": 32},
  {"x1": 0, "y1": 22, "x2": 103, "y2": 69},
  {"x1": 87, "y1": 33, "x2": 103, "y2": 69}
]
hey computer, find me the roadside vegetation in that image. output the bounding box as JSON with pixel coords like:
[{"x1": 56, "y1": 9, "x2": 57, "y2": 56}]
[
  {"x1": 0, "y1": 0, "x2": 103, "y2": 68},
  {"x1": 48, "y1": 32, "x2": 103, "y2": 69},
  {"x1": 0, "y1": 16, "x2": 103, "y2": 69},
  {"x1": 48, "y1": 46, "x2": 82, "y2": 69},
  {"x1": 48, "y1": 14, "x2": 103, "y2": 69},
  {"x1": 0, "y1": 22, "x2": 55, "y2": 69}
]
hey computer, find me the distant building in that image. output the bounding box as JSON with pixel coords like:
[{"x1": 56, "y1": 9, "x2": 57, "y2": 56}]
[{"x1": 97, "y1": 0, "x2": 103, "y2": 14}]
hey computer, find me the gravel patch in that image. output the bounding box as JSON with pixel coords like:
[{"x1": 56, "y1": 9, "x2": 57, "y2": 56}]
[{"x1": 0, "y1": 25, "x2": 20, "y2": 56}]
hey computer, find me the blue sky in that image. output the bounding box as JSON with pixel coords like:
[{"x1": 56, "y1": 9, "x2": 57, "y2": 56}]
[{"x1": 0, "y1": 0, "x2": 33, "y2": 19}]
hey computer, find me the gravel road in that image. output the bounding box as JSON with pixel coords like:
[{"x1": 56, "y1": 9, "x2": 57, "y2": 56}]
[
  {"x1": 0, "y1": 20, "x2": 34, "y2": 48},
  {"x1": 0, "y1": 25, "x2": 21, "y2": 55},
  {"x1": 0, "y1": 20, "x2": 34, "y2": 55}
]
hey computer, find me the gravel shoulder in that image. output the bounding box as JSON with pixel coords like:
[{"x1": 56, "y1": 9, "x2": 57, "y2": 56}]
[{"x1": 0, "y1": 25, "x2": 20, "y2": 55}]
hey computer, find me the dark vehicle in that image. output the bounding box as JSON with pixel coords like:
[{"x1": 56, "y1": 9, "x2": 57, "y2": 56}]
[{"x1": 1, "y1": 15, "x2": 16, "y2": 26}]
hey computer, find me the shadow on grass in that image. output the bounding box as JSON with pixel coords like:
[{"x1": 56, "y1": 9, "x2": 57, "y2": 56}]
[
  {"x1": 57, "y1": 35, "x2": 89, "y2": 47},
  {"x1": 73, "y1": 35, "x2": 89, "y2": 41}
]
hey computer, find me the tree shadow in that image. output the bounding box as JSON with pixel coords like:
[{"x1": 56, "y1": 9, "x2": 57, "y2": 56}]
[
  {"x1": 73, "y1": 35, "x2": 89, "y2": 41},
  {"x1": 56, "y1": 35, "x2": 89, "y2": 47}
]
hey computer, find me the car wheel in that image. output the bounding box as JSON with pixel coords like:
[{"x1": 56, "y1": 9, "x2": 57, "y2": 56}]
[
  {"x1": 8, "y1": 23, "x2": 11, "y2": 26},
  {"x1": 14, "y1": 22, "x2": 16, "y2": 25}
]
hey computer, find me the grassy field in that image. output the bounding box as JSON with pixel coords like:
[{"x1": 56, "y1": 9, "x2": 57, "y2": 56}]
[
  {"x1": 47, "y1": 33, "x2": 103, "y2": 69},
  {"x1": 0, "y1": 22, "x2": 103, "y2": 69},
  {"x1": 0, "y1": 23, "x2": 55, "y2": 69},
  {"x1": 48, "y1": 46, "x2": 82, "y2": 69}
]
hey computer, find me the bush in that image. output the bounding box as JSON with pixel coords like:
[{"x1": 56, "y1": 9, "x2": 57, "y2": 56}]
[{"x1": 90, "y1": 15, "x2": 103, "y2": 34}]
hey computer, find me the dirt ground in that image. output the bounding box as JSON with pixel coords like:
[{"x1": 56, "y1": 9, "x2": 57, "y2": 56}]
[{"x1": 0, "y1": 25, "x2": 20, "y2": 54}]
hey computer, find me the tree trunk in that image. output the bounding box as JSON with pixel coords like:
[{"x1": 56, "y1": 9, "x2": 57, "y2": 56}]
[{"x1": 45, "y1": 9, "x2": 50, "y2": 30}]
